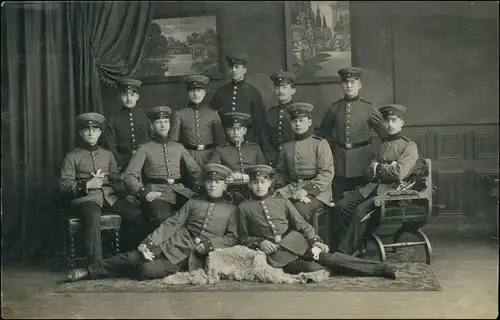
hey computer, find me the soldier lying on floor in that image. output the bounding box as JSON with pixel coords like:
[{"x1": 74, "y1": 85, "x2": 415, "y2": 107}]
[
  {"x1": 237, "y1": 165, "x2": 397, "y2": 279},
  {"x1": 67, "y1": 163, "x2": 239, "y2": 282}
]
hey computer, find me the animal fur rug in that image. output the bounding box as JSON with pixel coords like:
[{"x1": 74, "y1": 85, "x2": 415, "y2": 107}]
[{"x1": 164, "y1": 246, "x2": 331, "y2": 285}]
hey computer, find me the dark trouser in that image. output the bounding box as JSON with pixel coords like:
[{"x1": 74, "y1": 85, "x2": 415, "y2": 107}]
[
  {"x1": 87, "y1": 250, "x2": 186, "y2": 280},
  {"x1": 290, "y1": 198, "x2": 326, "y2": 223},
  {"x1": 335, "y1": 190, "x2": 379, "y2": 255},
  {"x1": 142, "y1": 199, "x2": 177, "y2": 230},
  {"x1": 74, "y1": 199, "x2": 143, "y2": 265}
]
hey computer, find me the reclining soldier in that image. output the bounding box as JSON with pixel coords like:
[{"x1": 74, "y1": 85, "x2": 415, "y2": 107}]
[
  {"x1": 335, "y1": 104, "x2": 419, "y2": 255},
  {"x1": 238, "y1": 165, "x2": 397, "y2": 279},
  {"x1": 67, "y1": 163, "x2": 239, "y2": 282}
]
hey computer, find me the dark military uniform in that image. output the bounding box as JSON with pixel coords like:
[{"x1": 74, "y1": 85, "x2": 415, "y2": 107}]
[
  {"x1": 105, "y1": 79, "x2": 152, "y2": 171},
  {"x1": 170, "y1": 75, "x2": 225, "y2": 168},
  {"x1": 238, "y1": 165, "x2": 397, "y2": 278},
  {"x1": 78, "y1": 164, "x2": 239, "y2": 281},
  {"x1": 123, "y1": 106, "x2": 203, "y2": 228},
  {"x1": 60, "y1": 113, "x2": 142, "y2": 264},
  {"x1": 209, "y1": 53, "x2": 268, "y2": 145},
  {"x1": 275, "y1": 103, "x2": 334, "y2": 222},
  {"x1": 336, "y1": 104, "x2": 419, "y2": 255},
  {"x1": 263, "y1": 71, "x2": 297, "y2": 167},
  {"x1": 318, "y1": 68, "x2": 388, "y2": 200}
]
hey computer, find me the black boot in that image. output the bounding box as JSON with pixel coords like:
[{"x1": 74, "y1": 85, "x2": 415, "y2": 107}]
[{"x1": 317, "y1": 252, "x2": 397, "y2": 279}]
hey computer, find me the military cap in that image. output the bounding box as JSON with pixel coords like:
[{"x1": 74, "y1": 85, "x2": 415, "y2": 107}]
[
  {"x1": 76, "y1": 112, "x2": 105, "y2": 130},
  {"x1": 337, "y1": 67, "x2": 363, "y2": 81},
  {"x1": 222, "y1": 112, "x2": 252, "y2": 128},
  {"x1": 270, "y1": 71, "x2": 296, "y2": 86},
  {"x1": 379, "y1": 104, "x2": 408, "y2": 118},
  {"x1": 116, "y1": 78, "x2": 142, "y2": 92},
  {"x1": 246, "y1": 165, "x2": 274, "y2": 180},
  {"x1": 203, "y1": 163, "x2": 233, "y2": 181},
  {"x1": 286, "y1": 102, "x2": 314, "y2": 119},
  {"x1": 184, "y1": 74, "x2": 210, "y2": 90},
  {"x1": 146, "y1": 106, "x2": 173, "y2": 121},
  {"x1": 225, "y1": 53, "x2": 250, "y2": 66}
]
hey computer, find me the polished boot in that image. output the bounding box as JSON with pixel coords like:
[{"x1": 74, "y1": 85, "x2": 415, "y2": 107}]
[
  {"x1": 67, "y1": 268, "x2": 90, "y2": 282},
  {"x1": 317, "y1": 252, "x2": 397, "y2": 279}
]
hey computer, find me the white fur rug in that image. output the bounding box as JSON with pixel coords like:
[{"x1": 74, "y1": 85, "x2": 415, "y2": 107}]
[{"x1": 163, "y1": 245, "x2": 330, "y2": 285}]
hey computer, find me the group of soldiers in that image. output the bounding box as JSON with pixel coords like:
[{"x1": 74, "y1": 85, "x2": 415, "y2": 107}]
[{"x1": 61, "y1": 53, "x2": 420, "y2": 283}]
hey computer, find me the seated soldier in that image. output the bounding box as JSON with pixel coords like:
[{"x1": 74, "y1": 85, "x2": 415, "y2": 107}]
[
  {"x1": 238, "y1": 165, "x2": 396, "y2": 279},
  {"x1": 67, "y1": 164, "x2": 239, "y2": 282},
  {"x1": 60, "y1": 113, "x2": 143, "y2": 265},
  {"x1": 123, "y1": 106, "x2": 202, "y2": 230},
  {"x1": 274, "y1": 102, "x2": 334, "y2": 222},
  {"x1": 335, "y1": 104, "x2": 419, "y2": 255}
]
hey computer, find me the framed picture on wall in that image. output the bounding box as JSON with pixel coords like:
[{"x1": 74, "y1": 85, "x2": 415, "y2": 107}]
[
  {"x1": 137, "y1": 10, "x2": 225, "y2": 83},
  {"x1": 284, "y1": 1, "x2": 353, "y2": 84}
]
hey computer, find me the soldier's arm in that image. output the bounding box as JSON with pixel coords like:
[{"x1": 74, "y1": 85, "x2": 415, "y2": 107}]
[
  {"x1": 317, "y1": 104, "x2": 336, "y2": 141},
  {"x1": 208, "y1": 147, "x2": 223, "y2": 164},
  {"x1": 237, "y1": 207, "x2": 267, "y2": 250},
  {"x1": 209, "y1": 208, "x2": 240, "y2": 249},
  {"x1": 212, "y1": 111, "x2": 226, "y2": 145},
  {"x1": 169, "y1": 111, "x2": 181, "y2": 142},
  {"x1": 181, "y1": 146, "x2": 203, "y2": 187},
  {"x1": 368, "y1": 104, "x2": 389, "y2": 139},
  {"x1": 285, "y1": 200, "x2": 322, "y2": 246},
  {"x1": 252, "y1": 90, "x2": 272, "y2": 149},
  {"x1": 123, "y1": 145, "x2": 148, "y2": 200},
  {"x1": 379, "y1": 142, "x2": 419, "y2": 182},
  {"x1": 256, "y1": 144, "x2": 268, "y2": 165},
  {"x1": 303, "y1": 139, "x2": 335, "y2": 197},
  {"x1": 364, "y1": 151, "x2": 380, "y2": 182},
  {"x1": 59, "y1": 153, "x2": 87, "y2": 199},
  {"x1": 140, "y1": 200, "x2": 191, "y2": 249},
  {"x1": 274, "y1": 148, "x2": 288, "y2": 188},
  {"x1": 108, "y1": 152, "x2": 128, "y2": 197},
  {"x1": 104, "y1": 118, "x2": 123, "y2": 170}
]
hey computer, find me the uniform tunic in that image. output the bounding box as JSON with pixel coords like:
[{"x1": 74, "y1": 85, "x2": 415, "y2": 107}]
[
  {"x1": 105, "y1": 107, "x2": 152, "y2": 171},
  {"x1": 209, "y1": 140, "x2": 267, "y2": 172},
  {"x1": 318, "y1": 96, "x2": 387, "y2": 178},
  {"x1": 275, "y1": 134, "x2": 334, "y2": 206},
  {"x1": 123, "y1": 138, "x2": 202, "y2": 204},
  {"x1": 60, "y1": 145, "x2": 124, "y2": 207},
  {"x1": 141, "y1": 197, "x2": 239, "y2": 269},
  {"x1": 209, "y1": 79, "x2": 267, "y2": 144},
  {"x1": 264, "y1": 101, "x2": 295, "y2": 166},
  {"x1": 170, "y1": 103, "x2": 225, "y2": 168}
]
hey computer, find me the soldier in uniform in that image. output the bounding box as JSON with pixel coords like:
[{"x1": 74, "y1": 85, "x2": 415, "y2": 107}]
[
  {"x1": 318, "y1": 67, "x2": 387, "y2": 200},
  {"x1": 209, "y1": 53, "x2": 269, "y2": 147},
  {"x1": 263, "y1": 71, "x2": 298, "y2": 167},
  {"x1": 209, "y1": 112, "x2": 267, "y2": 204},
  {"x1": 238, "y1": 165, "x2": 397, "y2": 279},
  {"x1": 335, "y1": 104, "x2": 419, "y2": 255},
  {"x1": 274, "y1": 103, "x2": 334, "y2": 223},
  {"x1": 123, "y1": 106, "x2": 203, "y2": 229},
  {"x1": 60, "y1": 113, "x2": 143, "y2": 265},
  {"x1": 170, "y1": 74, "x2": 225, "y2": 168},
  {"x1": 104, "y1": 79, "x2": 152, "y2": 172},
  {"x1": 67, "y1": 164, "x2": 239, "y2": 282}
]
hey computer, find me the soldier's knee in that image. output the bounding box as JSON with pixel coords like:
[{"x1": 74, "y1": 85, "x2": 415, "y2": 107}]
[{"x1": 137, "y1": 263, "x2": 163, "y2": 280}]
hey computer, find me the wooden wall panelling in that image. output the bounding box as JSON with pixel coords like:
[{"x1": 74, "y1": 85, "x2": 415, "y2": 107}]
[
  {"x1": 436, "y1": 132, "x2": 465, "y2": 160},
  {"x1": 435, "y1": 170, "x2": 465, "y2": 215},
  {"x1": 474, "y1": 169, "x2": 500, "y2": 216},
  {"x1": 475, "y1": 132, "x2": 499, "y2": 159}
]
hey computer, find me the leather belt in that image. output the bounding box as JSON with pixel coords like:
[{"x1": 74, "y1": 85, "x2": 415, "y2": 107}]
[
  {"x1": 334, "y1": 138, "x2": 371, "y2": 150},
  {"x1": 183, "y1": 143, "x2": 216, "y2": 151},
  {"x1": 147, "y1": 178, "x2": 181, "y2": 185}
]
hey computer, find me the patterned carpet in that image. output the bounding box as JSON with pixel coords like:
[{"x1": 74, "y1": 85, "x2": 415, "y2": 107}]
[{"x1": 54, "y1": 248, "x2": 442, "y2": 292}]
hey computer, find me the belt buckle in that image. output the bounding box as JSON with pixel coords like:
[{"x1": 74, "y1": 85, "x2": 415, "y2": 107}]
[
  {"x1": 196, "y1": 145, "x2": 205, "y2": 151},
  {"x1": 194, "y1": 237, "x2": 201, "y2": 244},
  {"x1": 345, "y1": 142, "x2": 353, "y2": 149}
]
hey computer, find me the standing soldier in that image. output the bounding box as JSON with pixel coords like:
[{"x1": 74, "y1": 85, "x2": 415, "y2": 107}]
[
  {"x1": 264, "y1": 71, "x2": 298, "y2": 167},
  {"x1": 105, "y1": 79, "x2": 152, "y2": 172},
  {"x1": 123, "y1": 106, "x2": 203, "y2": 229},
  {"x1": 209, "y1": 53, "x2": 269, "y2": 148},
  {"x1": 170, "y1": 74, "x2": 225, "y2": 168}
]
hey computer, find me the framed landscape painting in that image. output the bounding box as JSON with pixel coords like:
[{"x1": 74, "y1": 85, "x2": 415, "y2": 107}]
[
  {"x1": 285, "y1": 1, "x2": 353, "y2": 84},
  {"x1": 137, "y1": 10, "x2": 225, "y2": 83}
]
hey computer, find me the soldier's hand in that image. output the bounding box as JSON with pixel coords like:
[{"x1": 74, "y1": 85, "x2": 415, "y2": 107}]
[
  {"x1": 138, "y1": 244, "x2": 155, "y2": 261},
  {"x1": 299, "y1": 196, "x2": 311, "y2": 203},
  {"x1": 292, "y1": 189, "x2": 308, "y2": 200},
  {"x1": 260, "y1": 240, "x2": 278, "y2": 254},
  {"x1": 91, "y1": 168, "x2": 105, "y2": 179},
  {"x1": 195, "y1": 243, "x2": 206, "y2": 254},
  {"x1": 145, "y1": 191, "x2": 162, "y2": 202},
  {"x1": 232, "y1": 172, "x2": 244, "y2": 181},
  {"x1": 390, "y1": 161, "x2": 397, "y2": 166},
  {"x1": 86, "y1": 177, "x2": 104, "y2": 190},
  {"x1": 312, "y1": 242, "x2": 329, "y2": 254}
]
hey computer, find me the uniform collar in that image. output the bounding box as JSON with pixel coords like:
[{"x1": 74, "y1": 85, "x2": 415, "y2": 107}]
[
  {"x1": 254, "y1": 193, "x2": 270, "y2": 200},
  {"x1": 344, "y1": 95, "x2": 360, "y2": 102},
  {"x1": 231, "y1": 79, "x2": 245, "y2": 86},
  {"x1": 383, "y1": 132, "x2": 403, "y2": 142},
  {"x1": 228, "y1": 140, "x2": 246, "y2": 147},
  {"x1": 278, "y1": 99, "x2": 294, "y2": 108},
  {"x1": 121, "y1": 106, "x2": 140, "y2": 112},
  {"x1": 206, "y1": 195, "x2": 226, "y2": 203},
  {"x1": 188, "y1": 102, "x2": 206, "y2": 109},
  {"x1": 79, "y1": 142, "x2": 100, "y2": 152},
  {"x1": 153, "y1": 135, "x2": 171, "y2": 144},
  {"x1": 294, "y1": 127, "x2": 313, "y2": 141}
]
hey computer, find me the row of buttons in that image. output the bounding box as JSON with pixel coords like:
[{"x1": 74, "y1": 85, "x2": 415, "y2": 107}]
[
  {"x1": 197, "y1": 203, "x2": 215, "y2": 239},
  {"x1": 260, "y1": 200, "x2": 281, "y2": 243},
  {"x1": 129, "y1": 112, "x2": 138, "y2": 150},
  {"x1": 231, "y1": 85, "x2": 238, "y2": 111},
  {"x1": 161, "y1": 144, "x2": 170, "y2": 176}
]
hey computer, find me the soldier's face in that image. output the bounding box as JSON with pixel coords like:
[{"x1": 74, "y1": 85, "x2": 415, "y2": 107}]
[
  {"x1": 290, "y1": 116, "x2": 312, "y2": 135},
  {"x1": 229, "y1": 64, "x2": 246, "y2": 81},
  {"x1": 205, "y1": 179, "x2": 227, "y2": 198},
  {"x1": 79, "y1": 126, "x2": 102, "y2": 146},
  {"x1": 120, "y1": 90, "x2": 140, "y2": 108},
  {"x1": 226, "y1": 124, "x2": 247, "y2": 143},
  {"x1": 384, "y1": 116, "x2": 404, "y2": 135},
  {"x1": 341, "y1": 78, "x2": 361, "y2": 98},
  {"x1": 187, "y1": 88, "x2": 206, "y2": 104},
  {"x1": 273, "y1": 84, "x2": 296, "y2": 103},
  {"x1": 249, "y1": 177, "x2": 272, "y2": 197},
  {"x1": 152, "y1": 118, "x2": 170, "y2": 137}
]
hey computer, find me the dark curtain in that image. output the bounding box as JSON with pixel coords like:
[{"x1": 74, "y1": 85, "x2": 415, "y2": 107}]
[{"x1": 1, "y1": 2, "x2": 153, "y2": 261}]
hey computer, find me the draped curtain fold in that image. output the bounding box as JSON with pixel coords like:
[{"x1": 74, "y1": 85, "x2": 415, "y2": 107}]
[{"x1": 1, "y1": 1, "x2": 153, "y2": 261}]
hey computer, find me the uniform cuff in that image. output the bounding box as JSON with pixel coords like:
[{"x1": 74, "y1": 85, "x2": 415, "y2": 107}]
[
  {"x1": 200, "y1": 237, "x2": 214, "y2": 255},
  {"x1": 136, "y1": 186, "x2": 149, "y2": 200},
  {"x1": 307, "y1": 237, "x2": 323, "y2": 247},
  {"x1": 303, "y1": 183, "x2": 321, "y2": 197},
  {"x1": 75, "y1": 181, "x2": 88, "y2": 197},
  {"x1": 250, "y1": 238, "x2": 266, "y2": 250},
  {"x1": 140, "y1": 239, "x2": 156, "y2": 251}
]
